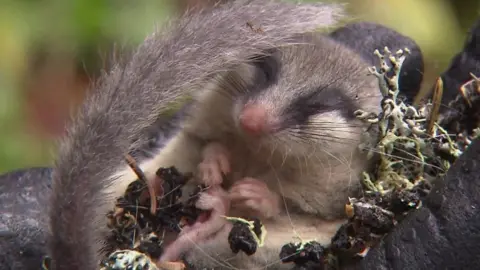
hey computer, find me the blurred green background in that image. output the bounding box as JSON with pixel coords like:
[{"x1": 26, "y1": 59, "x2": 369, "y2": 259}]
[{"x1": 0, "y1": 0, "x2": 478, "y2": 173}]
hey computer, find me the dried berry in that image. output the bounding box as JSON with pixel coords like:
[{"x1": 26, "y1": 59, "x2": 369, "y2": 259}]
[
  {"x1": 280, "y1": 241, "x2": 325, "y2": 266},
  {"x1": 227, "y1": 217, "x2": 265, "y2": 256},
  {"x1": 228, "y1": 221, "x2": 258, "y2": 255}
]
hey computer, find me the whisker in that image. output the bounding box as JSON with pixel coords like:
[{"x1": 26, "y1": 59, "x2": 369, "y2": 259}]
[
  {"x1": 302, "y1": 123, "x2": 367, "y2": 128},
  {"x1": 304, "y1": 121, "x2": 369, "y2": 126},
  {"x1": 303, "y1": 133, "x2": 363, "y2": 140},
  {"x1": 267, "y1": 162, "x2": 299, "y2": 242},
  {"x1": 360, "y1": 146, "x2": 445, "y2": 172},
  {"x1": 291, "y1": 133, "x2": 359, "y2": 144},
  {"x1": 320, "y1": 148, "x2": 350, "y2": 170}
]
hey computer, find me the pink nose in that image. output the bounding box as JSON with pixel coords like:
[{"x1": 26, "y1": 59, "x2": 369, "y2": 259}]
[{"x1": 239, "y1": 104, "x2": 267, "y2": 135}]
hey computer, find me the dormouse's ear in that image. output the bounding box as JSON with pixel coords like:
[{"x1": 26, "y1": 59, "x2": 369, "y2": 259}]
[
  {"x1": 247, "y1": 48, "x2": 281, "y2": 89},
  {"x1": 211, "y1": 48, "x2": 281, "y2": 96}
]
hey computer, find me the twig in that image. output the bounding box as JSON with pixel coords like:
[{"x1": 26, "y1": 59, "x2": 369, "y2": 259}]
[
  {"x1": 427, "y1": 77, "x2": 443, "y2": 135},
  {"x1": 124, "y1": 154, "x2": 158, "y2": 214}
]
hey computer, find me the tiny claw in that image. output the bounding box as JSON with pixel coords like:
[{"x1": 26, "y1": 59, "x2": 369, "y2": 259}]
[
  {"x1": 229, "y1": 177, "x2": 281, "y2": 219},
  {"x1": 196, "y1": 186, "x2": 230, "y2": 212},
  {"x1": 197, "y1": 142, "x2": 231, "y2": 186},
  {"x1": 198, "y1": 162, "x2": 223, "y2": 187},
  {"x1": 218, "y1": 153, "x2": 231, "y2": 175}
]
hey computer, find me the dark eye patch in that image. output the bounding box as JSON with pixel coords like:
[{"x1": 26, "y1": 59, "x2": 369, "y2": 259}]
[{"x1": 284, "y1": 87, "x2": 360, "y2": 126}]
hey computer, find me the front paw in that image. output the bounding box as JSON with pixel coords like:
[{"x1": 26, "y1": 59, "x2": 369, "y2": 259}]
[
  {"x1": 195, "y1": 186, "x2": 230, "y2": 213},
  {"x1": 197, "y1": 142, "x2": 231, "y2": 186},
  {"x1": 229, "y1": 178, "x2": 281, "y2": 220}
]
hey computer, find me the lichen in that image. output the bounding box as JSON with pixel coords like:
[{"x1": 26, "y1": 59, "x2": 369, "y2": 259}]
[
  {"x1": 100, "y1": 250, "x2": 159, "y2": 270},
  {"x1": 356, "y1": 47, "x2": 448, "y2": 194},
  {"x1": 322, "y1": 46, "x2": 480, "y2": 269}
]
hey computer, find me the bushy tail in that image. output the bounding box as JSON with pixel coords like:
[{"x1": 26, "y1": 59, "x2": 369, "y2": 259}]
[{"x1": 48, "y1": 1, "x2": 346, "y2": 269}]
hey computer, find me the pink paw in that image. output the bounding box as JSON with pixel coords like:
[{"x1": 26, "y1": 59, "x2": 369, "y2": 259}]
[
  {"x1": 197, "y1": 142, "x2": 231, "y2": 186},
  {"x1": 195, "y1": 186, "x2": 230, "y2": 213},
  {"x1": 159, "y1": 186, "x2": 231, "y2": 263},
  {"x1": 229, "y1": 177, "x2": 281, "y2": 220}
]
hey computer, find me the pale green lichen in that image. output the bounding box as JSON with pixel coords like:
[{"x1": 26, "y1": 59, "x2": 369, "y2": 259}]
[
  {"x1": 356, "y1": 47, "x2": 446, "y2": 194},
  {"x1": 100, "y1": 250, "x2": 159, "y2": 270},
  {"x1": 355, "y1": 46, "x2": 477, "y2": 196}
]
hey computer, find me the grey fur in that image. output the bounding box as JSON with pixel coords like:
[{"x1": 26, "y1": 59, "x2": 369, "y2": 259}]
[
  {"x1": 133, "y1": 31, "x2": 382, "y2": 269},
  {"x1": 48, "y1": 1, "x2": 347, "y2": 270}
]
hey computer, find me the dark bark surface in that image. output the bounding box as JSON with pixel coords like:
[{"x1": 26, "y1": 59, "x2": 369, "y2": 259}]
[{"x1": 346, "y1": 138, "x2": 480, "y2": 270}]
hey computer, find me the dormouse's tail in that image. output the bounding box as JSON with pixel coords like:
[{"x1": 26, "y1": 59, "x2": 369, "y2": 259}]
[{"x1": 48, "y1": 1, "x2": 346, "y2": 269}]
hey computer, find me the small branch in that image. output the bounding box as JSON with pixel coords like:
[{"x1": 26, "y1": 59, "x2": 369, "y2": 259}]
[
  {"x1": 124, "y1": 154, "x2": 158, "y2": 214},
  {"x1": 427, "y1": 77, "x2": 443, "y2": 136}
]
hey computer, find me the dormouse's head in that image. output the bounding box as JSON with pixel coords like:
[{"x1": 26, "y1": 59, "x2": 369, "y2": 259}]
[{"x1": 226, "y1": 34, "x2": 382, "y2": 157}]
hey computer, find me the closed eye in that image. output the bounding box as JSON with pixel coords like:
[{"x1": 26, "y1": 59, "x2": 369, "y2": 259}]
[{"x1": 284, "y1": 87, "x2": 359, "y2": 126}]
